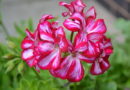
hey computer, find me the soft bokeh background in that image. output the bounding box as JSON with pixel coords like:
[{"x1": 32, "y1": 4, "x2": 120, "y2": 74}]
[
  {"x1": 0, "y1": 0, "x2": 119, "y2": 42},
  {"x1": 0, "y1": 0, "x2": 130, "y2": 90}
]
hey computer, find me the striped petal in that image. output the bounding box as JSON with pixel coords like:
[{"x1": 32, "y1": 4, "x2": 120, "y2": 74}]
[
  {"x1": 38, "y1": 49, "x2": 61, "y2": 70},
  {"x1": 38, "y1": 41, "x2": 54, "y2": 55},
  {"x1": 50, "y1": 55, "x2": 84, "y2": 82},
  {"x1": 83, "y1": 41, "x2": 99, "y2": 57},
  {"x1": 67, "y1": 58, "x2": 84, "y2": 82},
  {"x1": 50, "y1": 56, "x2": 72, "y2": 79},
  {"x1": 22, "y1": 49, "x2": 34, "y2": 61},
  {"x1": 100, "y1": 57, "x2": 110, "y2": 72},
  {"x1": 58, "y1": 37, "x2": 68, "y2": 52},
  {"x1": 63, "y1": 19, "x2": 81, "y2": 32},
  {"x1": 90, "y1": 60, "x2": 103, "y2": 75},
  {"x1": 87, "y1": 33, "x2": 103, "y2": 42},
  {"x1": 72, "y1": 0, "x2": 86, "y2": 13},
  {"x1": 75, "y1": 42, "x2": 87, "y2": 52},
  {"x1": 59, "y1": 1, "x2": 74, "y2": 16},
  {"x1": 39, "y1": 32, "x2": 54, "y2": 42},
  {"x1": 25, "y1": 29, "x2": 34, "y2": 41},
  {"x1": 85, "y1": 6, "x2": 96, "y2": 19},
  {"x1": 90, "y1": 57, "x2": 110, "y2": 75},
  {"x1": 38, "y1": 21, "x2": 52, "y2": 34},
  {"x1": 77, "y1": 54, "x2": 96, "y2": 63},
  {"x1": 86, "y1": 19, "x2": 106, "y2": 34},
  {"x1": 40, "y1": 14, "x2": 54, "y2": 23},
  {"x1": 21, "y1": 39, "x2": 33, "y2": 49},
  {"x1": 26, "y1": 58, "x2": 37, "y2": 67},
  {"x1": 55, "y1": 26, "x2": 65, "y2": 37}
]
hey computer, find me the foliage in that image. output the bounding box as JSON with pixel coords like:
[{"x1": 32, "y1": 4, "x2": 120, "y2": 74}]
[{"x1": 0, "y1": 18, "x2": 130, "y2": 90}]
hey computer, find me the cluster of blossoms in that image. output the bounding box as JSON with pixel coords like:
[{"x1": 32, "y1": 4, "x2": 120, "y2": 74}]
[{"x1": 21, "y1": 0, "x2": 113, "y2": 82}]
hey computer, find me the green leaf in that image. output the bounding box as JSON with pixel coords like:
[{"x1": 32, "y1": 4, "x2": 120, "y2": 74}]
[
  {"x1": 19, "y1": 79, "x2": 30, "y2": 90},
  {"x1": 2, "y1": 53, "x2": 15, "y2": 60},
  {"x1": 17, "y1": 62, "x2": 24, "y2": 73},
  {"x1": 14, "y1": 23, "x2": 26, "y2": 36},
  {"x1": 125, "y1": 79, "x2": 130, "y2": 88},
  {"x1": 100, "y1": 81, "x2": 117, "y2": 90},
  {"x1": 5, "y1": 62, "x2": 15, "y2": 73}
]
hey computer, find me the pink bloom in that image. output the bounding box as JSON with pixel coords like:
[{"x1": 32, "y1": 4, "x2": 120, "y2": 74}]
[
  {"x1": 67, "y1": 6, "x2": 107, "y2": 58},
  {"x1": 21, "y1": 0, "x2": 113, "y2": 82},
  {"x1": 50, "y1": 35, "x2": 95, "y2": 82},
  {"x1": 21, "y1": 15, "x2": 69, "y2": 70},
  {"x1": 21, "y1": 29, "x2": 39, "y2": 67},
  {"x1": 59, "y1": 0, "x2": 86, "y2": 17},
  {"x1": 36, "y1": 15, "x2": 68, "y2": 70},
  {"x1": 90, "y1": 37, "x2": 113, "y2": 75}
]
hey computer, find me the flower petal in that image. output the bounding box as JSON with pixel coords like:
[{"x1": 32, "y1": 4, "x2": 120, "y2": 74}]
[
  {"x1": 87, "y1": 33, "x2": 103, "y2": 42},
  {"x1": 63, "y1": 19, "x2": 81, "y2": 32},
  {"x1": 75, "y1": 42, "x2": 87, "y2": 52},
  {"x1": 67, "y1": 58, "x2": 84, "y2": 82},
  {"x1": 21, "y1": 39, "x2": 33, "y2": 49},
  {"x1": 25, "y1": 29, "x2": 34, "y2": 41},
  {"x1": 85, "y1": 6, "x2": 96, "y2": 19},
  {"x1": 74, "y1": 33, "x2": 87, "y2": 47},
  {"x1": 77, "y1": 54, "x2": 96, "y2": 63},
  {"x1": 39, "y1": 32, "x2": 54, "y2": 42},
  {"x1": 58, "y1": 37, "x2": 68, "y2": 52},
  {"x1": 62, "y1": 12, "x2": 69, "y2": 17},
  {"x1": 52, "y1": 21, "x2": 59, "y2": 29},
  {"x1": 38, "y1": 21, "x2": 52, "y2": 34},
  {"x1": 50, "y1": 56, "x2": 72, "y2": 79},
  {"x1": 90, "y1": 60, "x2": 103, "y2": 75},
  {"x1": 55, "y1": 26, "x2": 65, "y2": 37},
  {"x1": 72, "y1": 0, "x2": 86, "y2": 13},
  {"x1": 22, "y1": 49, "x2": 34, "y2": 61},
  {"x1": 70, "y1": 12, "x2": 84, "y2": 23},
  {"x1": 26, "y1": 58, "x2": 37, "y2": 67},
  {"x1": 40, "y1": 14, "x2": 54, "y2": 23},
  {"x1": 86, "y1": 19, "x2": 106, "y2": 34},
  {"x1": 83, "y1": 41, "x2": 99, "y2": 57},
  {"x1": 59, "y1": 1, "x2": 74, "y2": 16},
  {"x1": 99, "y1": 57, "x2": 110, "y2": 72},
  {"x1": 50, "y1": 55, "x2": 84, "y2": 82},
  {"x1": 38, "y1": 41, "x2": 54, "y2": 55},
  {"x1": 38, "y1": 49, "x2": 61, "y2": 70}
]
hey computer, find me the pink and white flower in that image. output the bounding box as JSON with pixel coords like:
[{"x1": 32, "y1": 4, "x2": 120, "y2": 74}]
[
  {"x1": 36, "y1": 15, "x2": 68, "y2": 70},
  {"x1": 21, "y1": 0, "x2": 113, "y2": 82}
]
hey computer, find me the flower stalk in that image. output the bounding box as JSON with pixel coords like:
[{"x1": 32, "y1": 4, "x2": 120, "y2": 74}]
[
  {"x1": 32, "y1": 68, "x2": 42, "y2": 80},
  {"x1": 70, "y1": 32, "x2": 74, "y2": 43}
]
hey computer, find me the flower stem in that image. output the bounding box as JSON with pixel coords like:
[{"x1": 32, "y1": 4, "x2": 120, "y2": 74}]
[
  {"x1": 63, "y1": 82, "x2": 71, "y2": 87},
  {"x1": 32, "y1": 68, "x2": 42, "y2": 80},
  {"x1": 70, "y1": 32, "x2": 74, "y2": 43}
]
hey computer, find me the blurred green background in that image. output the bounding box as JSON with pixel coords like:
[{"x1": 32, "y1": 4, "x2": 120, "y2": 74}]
[{"x1": 0, "y1": 0, "x2": 130, "y2": 90}]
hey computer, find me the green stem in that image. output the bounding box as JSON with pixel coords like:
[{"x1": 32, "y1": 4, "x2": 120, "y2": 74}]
[
  {"x1": 70, "y1": 32, "x2": 74, "y2": 43},
  {"x1": 32, "y1": 68, "x2": 42, "y2": 80},
  {"x1": 62, "y1": 81, "x2": 72, "y2": 88}
]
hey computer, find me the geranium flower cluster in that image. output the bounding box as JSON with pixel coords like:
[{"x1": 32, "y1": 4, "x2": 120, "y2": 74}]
[{"x1": 21, "y1": 0, "x2": 113, "y2": 82}]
